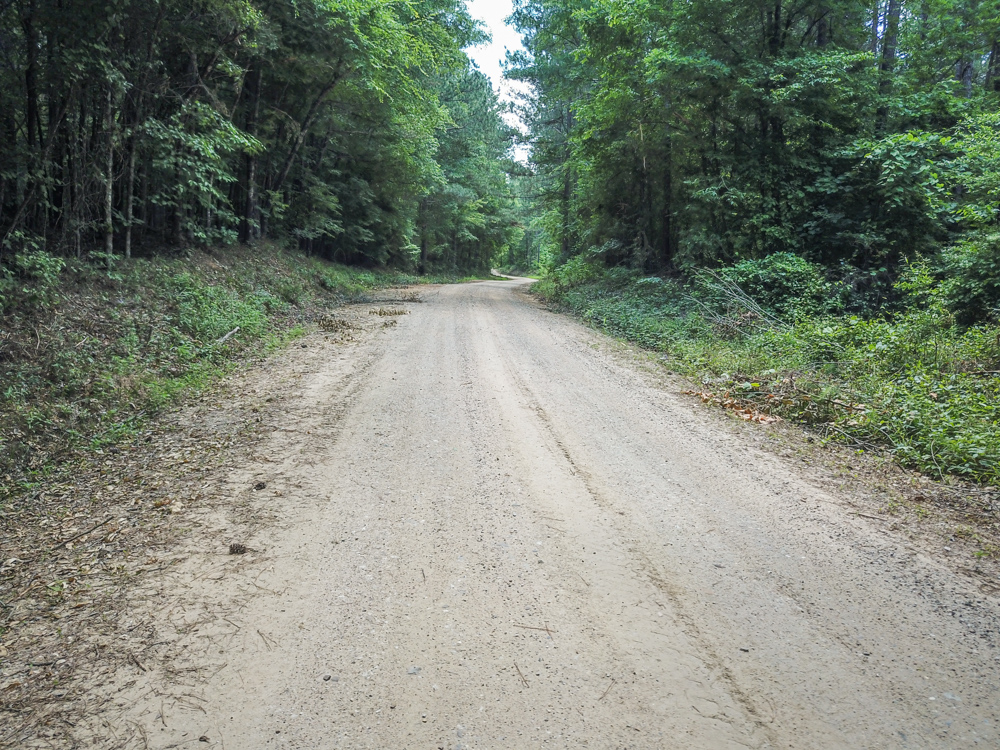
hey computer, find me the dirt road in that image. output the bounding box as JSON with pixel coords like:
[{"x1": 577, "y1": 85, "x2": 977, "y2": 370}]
[{"x1": 84, "y1": 278, "x2": 999, "y2": 748}]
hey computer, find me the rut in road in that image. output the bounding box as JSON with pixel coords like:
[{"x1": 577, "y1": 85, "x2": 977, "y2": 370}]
[{"x1": 82, "y1": 279, "x2": 999, "y2": 749}]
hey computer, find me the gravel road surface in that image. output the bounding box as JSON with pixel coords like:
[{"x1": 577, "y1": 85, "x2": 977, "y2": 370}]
[{"x1": 97, "y1": 278, "x2": 1000, "y2": 748}]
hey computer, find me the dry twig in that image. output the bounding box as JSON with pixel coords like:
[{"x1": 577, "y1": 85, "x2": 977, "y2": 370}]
[
  {"x1": 514, "y1": 662, "x2": 529, "y2": 688},
  {"x1": 598, "y1": 678, "x2": 617, "y2": 702},
  {"x1": 512, "y1": 623, "x2": 557, "y2": 637},
  {"x1": 52, "y1": 517, "x2": 114, "y2": 552}
]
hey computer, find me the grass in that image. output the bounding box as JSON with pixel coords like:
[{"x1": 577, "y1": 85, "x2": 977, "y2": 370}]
[
  {"x1": 0, "y1": 245, "x2": 471, "y2": 498},
  {"x1": 535, "y1": 263, "x2": 1000, "y2": 486}
]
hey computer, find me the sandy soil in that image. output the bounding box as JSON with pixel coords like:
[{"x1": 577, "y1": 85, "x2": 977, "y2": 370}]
[{"x1": 59, "y1": 279, "x2": 1000, "y2": 748}]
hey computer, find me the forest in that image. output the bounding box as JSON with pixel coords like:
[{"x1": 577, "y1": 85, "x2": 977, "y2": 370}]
[
  {"x1": 509, "y1": 0, "x2": 1000, "y2": 286},
  {"x1": 0, "y1": 0, "x2": 520, "y2": 487},
  {"x1": 0, "y1": 0, "x2": 517, "y2": 276}
]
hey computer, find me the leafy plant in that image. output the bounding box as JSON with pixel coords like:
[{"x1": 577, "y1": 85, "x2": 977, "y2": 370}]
[
  {"x1": 714, "y1": 253, "x2": 841, "y2": 320},
  {"x1": 940, "y1": 233, "x2": 1000, "y2": 324}
]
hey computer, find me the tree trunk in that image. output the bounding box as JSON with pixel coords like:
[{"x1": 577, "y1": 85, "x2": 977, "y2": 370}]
[
  {"x1": 22, "y1": 0, "x2": 39, "y2": 153},
  {"x1": 561, "y1": 165, "x2": 571, "y2": 260},
  {"x1": 70, "y1": 102, "x2": 81, "y2": 258},
  {"x1": 124, "y1": 132, "x2": 136, "y2": 259},
  {"x1": 20, "y1": 0, "x2": 40, "y2": 234},
  {"x1": 104, "y1": 86, "x2": 115, "y2": 269},
  {"x1": 418, "y1": 200, "x2": 429, "y2": 275},
  {"x1": 659, "y1": 135, "x2": 674, "y2": 273},
  {"x1": 561, "y1": 105, "x2": 573, "y2": 261},
  {"x1": 123, "y1": 88, "x2": 143, "y2": 261},
  {"x1": 768, "y1": 0, "x2": 783, "y2": 56},
  {"x1": 870, "y1": 0, "x2": 883, "y2": 55},
  {"x1": 875, "y1": 0, "x2": 901, "y2": 133},
  {"x1": 986, "y1": 40, "x2": 1000, "y2": 93},
  {"x1": 1, "y1": 88, "x2": 73, "y2": 259},
  {"x1": 814, "y1": 3, "x2": 831, "y2": 46},
  {"x1": 240, "y1": 63, "x2": 262, "y2": 244},
  {"x1": 956, "y1": 59, "x2": 974, "y2": 98},
  {"x1": 272, "y1": 71, "x2": 342, "y2": 195},
  {"x1": 1, "y1": 110, "x2": 16, "y2": 228},
  {"x1": 139, "y1": 153, "x2": 149, "y2": 243}
]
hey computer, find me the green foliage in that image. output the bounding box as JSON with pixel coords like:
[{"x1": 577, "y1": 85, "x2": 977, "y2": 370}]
[
  {"x1": 950, "y1": 112, "x2": 1000, "y2": 226},
  {"x1": 550, "y1": 255, "x2": 604, "y2": 288},
  {"x1": 145, "y1": 102, "x2": 262, "y2": 246},
  {"x1": 847, "y1": 130, "x2": 954, "y2": 257},
  {"x1": 0, "y1": 0, "x2": 514, "y2": 275},
  {"x1": 0, "y1": 250, "x2": 67, "y2": 310},
  {"x1": 417, "y1": 67, "x2": 519, "y2": 274},
  {"x1": 940, "y1": 233, "x2": 1000, "y2": 324},
  {"x1": 511, "y1": 0, "x2": 1000, "y2": 307},
  {"x1": 170, "y1": 273, "x2": 274, "y2": 344},
  {"x1": 715, "y1": 254, "x2": 841, "y2": 320}
]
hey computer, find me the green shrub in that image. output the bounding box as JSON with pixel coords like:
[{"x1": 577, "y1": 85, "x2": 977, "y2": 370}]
[
  {"x1": 170, "y1": 273, "x2": 271, "y2": 343},
  {"x1": 716, "y1": 253, "x2": 840, "y2": 320},
  {"x1": 554, "y1": 256, "x2": 604, "y2": 288},
  {"x1": 1, "y1": 249, "x2": 67, "y2": 310},
  {"x1": 939, "y1": 232, "x2": 1000, "y2": 324}
]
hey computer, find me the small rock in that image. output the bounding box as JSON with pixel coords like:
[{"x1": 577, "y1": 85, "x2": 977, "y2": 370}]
[
  {"x1": 254, "y1": 482, "x2": 266, "y2": 491},
  {"x1": 323, "y1": 674, "x2": 332, "y2": 681},
  {"x1": 199, "y1": 737, "x2": 210, "y2": 743},
  {"x1": 407, "y1": 666, "x2": 421, "y2": 675}
]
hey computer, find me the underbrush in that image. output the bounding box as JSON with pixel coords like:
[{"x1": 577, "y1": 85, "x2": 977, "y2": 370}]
[
  {"x1": 535, "y1": 260, "x2": 1000, "y2": 486},
  {"x1": 0, "y1": 245, "x2": 451, "y2": 496}
]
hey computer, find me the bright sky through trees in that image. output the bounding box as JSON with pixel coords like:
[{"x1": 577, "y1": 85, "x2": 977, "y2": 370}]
[{"x1": 465, "y1": 0, "x2": 529, "y2": 136}]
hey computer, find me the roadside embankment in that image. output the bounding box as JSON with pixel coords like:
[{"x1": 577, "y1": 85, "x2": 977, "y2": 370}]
[{"x1": 1, "y1": 245, "x2": 472, "y2": 498}]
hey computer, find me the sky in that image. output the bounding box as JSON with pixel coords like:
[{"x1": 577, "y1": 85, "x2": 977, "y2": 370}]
[{"x1": 464, "y1": 0, "x2": 530, "y2": 119}]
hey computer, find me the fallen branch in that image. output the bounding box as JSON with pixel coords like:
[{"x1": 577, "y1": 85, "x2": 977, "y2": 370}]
[
  {"x1": 513, "y1": 623, "x2": 557, "y2": 636},
  {"x1": 52, "y1": 517, "x2": 114, "y2": 552},
  {"x1": 214, "y1": 327, "x2": 241, "y2": 346},
  {"x1": 851, "y1": 512, "x2": 888, "y2": 522},
  {"x1": 598, "y1": 677, "x2": 617, "y2": 701}
]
